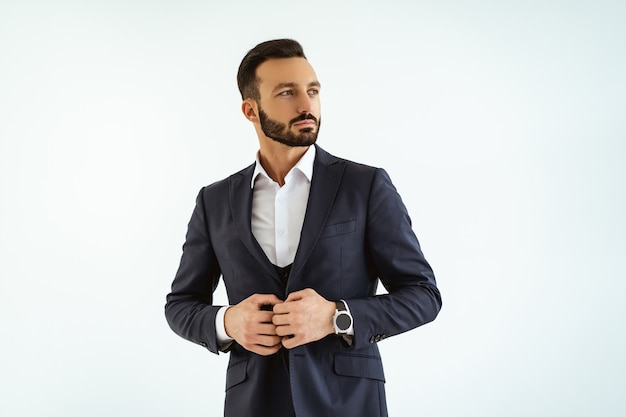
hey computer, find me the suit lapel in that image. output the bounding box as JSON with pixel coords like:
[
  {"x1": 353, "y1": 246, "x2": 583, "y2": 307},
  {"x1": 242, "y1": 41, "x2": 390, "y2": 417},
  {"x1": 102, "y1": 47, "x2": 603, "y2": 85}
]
[
  {"x1": 229, "y1": 165, "x2": 280, "y2": 281},
  {"x1": 290, "y1": 146, "x2": 346, "y2": 281}
]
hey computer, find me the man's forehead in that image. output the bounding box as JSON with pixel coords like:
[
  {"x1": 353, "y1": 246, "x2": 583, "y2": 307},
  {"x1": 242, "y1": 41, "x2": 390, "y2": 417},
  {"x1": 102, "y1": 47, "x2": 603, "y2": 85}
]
[{"x1": 256, "y1": 57, "x2": 318, "y2": 87}]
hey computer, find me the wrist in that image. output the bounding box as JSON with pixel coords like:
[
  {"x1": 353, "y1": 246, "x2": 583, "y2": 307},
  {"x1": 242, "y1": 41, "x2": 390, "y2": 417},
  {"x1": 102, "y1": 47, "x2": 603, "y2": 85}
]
[
  {"x1": 326, "y1": 300, "x2": 336, "y2": 335},
  {"x1": 332, "y1": 300, "x2": 353, "y2": 335},
  {"x1": 223, "y1": 305, "x2": 235, "y2": 339}
]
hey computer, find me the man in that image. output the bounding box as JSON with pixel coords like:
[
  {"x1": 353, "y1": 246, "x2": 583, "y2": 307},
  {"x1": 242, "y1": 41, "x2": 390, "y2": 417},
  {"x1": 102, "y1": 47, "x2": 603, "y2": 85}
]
[{"x1": 165, "y1": 39, "x2": 441, "y2": 417}]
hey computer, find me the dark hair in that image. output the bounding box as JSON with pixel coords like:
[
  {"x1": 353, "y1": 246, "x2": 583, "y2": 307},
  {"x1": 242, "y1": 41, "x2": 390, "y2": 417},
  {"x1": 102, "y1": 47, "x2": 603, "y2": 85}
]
[{"x1": 237, "y1": 39, "x2": 307, "y2": 100}]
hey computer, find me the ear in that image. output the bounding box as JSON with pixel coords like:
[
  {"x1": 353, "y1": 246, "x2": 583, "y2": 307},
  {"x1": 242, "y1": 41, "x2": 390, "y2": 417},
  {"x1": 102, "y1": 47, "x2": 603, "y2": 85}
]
[{"x1": 241, "y1": 99, "x2": 259, "y2": 122}]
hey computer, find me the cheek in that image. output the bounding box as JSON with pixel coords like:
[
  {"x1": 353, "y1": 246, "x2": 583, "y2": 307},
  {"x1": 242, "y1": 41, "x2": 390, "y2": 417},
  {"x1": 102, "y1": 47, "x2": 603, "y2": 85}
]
[
  {"x1": 273, "y1": 106, "x2": 295, "y2": 120},
  {"x1": 312, "y1": 101, "x2": 321, "y2": 116}
]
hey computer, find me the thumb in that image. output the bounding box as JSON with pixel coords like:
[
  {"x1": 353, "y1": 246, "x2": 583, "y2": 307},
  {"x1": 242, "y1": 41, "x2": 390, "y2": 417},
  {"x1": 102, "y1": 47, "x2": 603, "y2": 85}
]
[{"x1": 284, "y1": 289, "x2": 307, "y2": 303}]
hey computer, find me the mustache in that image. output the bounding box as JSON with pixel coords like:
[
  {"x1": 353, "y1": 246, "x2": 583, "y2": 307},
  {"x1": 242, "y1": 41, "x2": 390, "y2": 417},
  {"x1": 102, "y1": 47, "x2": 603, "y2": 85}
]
[{"x1": 289, "y1": 113, "x2": 318, "y2": 127}]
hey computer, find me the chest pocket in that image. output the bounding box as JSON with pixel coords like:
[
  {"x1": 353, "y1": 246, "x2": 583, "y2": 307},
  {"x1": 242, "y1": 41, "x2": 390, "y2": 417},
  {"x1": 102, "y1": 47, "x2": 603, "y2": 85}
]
[{"x1": 319, "y1": 220, "x2": 356, "y2": 239}]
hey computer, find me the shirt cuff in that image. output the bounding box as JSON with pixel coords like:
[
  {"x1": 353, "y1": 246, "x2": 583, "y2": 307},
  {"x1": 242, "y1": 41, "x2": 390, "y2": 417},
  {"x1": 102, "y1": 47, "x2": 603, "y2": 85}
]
[{"x1": 216, "y1": 306, "x2": 234, "y2": 348}]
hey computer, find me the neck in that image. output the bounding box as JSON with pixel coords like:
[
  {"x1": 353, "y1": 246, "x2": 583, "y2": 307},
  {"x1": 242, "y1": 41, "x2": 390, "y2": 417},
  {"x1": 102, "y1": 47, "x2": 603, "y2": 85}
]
[{"x1": 258, "y1": 141, "x2": 310, "y2": 186}]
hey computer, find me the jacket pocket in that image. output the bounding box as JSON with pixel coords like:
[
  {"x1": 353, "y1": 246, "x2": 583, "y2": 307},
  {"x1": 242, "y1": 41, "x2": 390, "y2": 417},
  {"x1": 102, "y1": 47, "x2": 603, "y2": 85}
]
[
  {"x1": 225, "y1": 359, "x2": 247, "y2": 391},
  {"x1": 333, "y1": 353, "x2": 386, "y2": 382},
  {"x1": 320, "y1": 220, "x2": 356, "y2": 239}
]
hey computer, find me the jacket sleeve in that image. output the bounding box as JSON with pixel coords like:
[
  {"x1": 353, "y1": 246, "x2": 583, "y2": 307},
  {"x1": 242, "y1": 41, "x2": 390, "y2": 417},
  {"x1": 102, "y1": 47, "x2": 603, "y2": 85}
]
[
  {"x1": 346, "y1": 168, "x2": 442, "y2": 349},
  {"x1": 164, "y1": 187, "x2": 224, "y2": 354}
]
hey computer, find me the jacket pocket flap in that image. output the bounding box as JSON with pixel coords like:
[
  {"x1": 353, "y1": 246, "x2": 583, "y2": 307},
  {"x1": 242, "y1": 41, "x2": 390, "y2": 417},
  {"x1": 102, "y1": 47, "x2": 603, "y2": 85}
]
[
  {"x1": 320, "y1": 220, "x2": 357, "y2": 238},
  {"x1": 225, "y1": 360, "x2": 247, "y2": 390},
  {"x1": 334, "y1": 354, "x2": 385, "y2": 381}
]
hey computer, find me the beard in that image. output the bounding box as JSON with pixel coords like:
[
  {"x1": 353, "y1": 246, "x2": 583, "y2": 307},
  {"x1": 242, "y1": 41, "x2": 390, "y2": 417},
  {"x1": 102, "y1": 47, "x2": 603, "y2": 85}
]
[{"x1": 258, "y1": 108, "x2": 321, "y2": 147}]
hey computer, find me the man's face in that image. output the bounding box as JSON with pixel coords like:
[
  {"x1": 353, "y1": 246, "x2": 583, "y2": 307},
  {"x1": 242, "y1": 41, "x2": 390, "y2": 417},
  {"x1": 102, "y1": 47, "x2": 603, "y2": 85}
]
[{"x1": 254, "y1": 57, "x2": 321, "y2": 147}]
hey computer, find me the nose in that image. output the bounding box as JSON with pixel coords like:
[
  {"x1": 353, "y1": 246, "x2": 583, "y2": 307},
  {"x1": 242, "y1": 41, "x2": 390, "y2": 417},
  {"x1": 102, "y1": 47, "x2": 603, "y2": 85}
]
[{"x1": 297, "y1": 92, "x2": 313, "y2": 114}]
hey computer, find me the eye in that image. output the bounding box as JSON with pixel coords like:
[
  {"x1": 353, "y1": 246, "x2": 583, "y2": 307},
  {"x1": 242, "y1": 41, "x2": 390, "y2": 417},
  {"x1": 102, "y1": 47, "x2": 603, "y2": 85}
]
[
  {"x1": 308, "y1": 89, "x2": 319, "y2": 96},
  {"x1": 278, "y1": 90, "x2": 293, "y2": 96}
]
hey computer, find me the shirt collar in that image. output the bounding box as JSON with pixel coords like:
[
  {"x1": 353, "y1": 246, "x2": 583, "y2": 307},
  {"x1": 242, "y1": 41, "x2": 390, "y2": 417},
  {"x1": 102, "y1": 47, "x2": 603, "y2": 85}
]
[{"x1": 251, "y1": 145, "x2": 316, "y2": 189}]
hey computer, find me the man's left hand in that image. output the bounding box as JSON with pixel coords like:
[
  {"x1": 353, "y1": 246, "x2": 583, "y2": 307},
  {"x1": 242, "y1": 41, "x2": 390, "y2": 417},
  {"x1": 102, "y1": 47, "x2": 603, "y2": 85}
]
[{"x1": 272, "y1": 288, "x2": 336, "y2": 349}]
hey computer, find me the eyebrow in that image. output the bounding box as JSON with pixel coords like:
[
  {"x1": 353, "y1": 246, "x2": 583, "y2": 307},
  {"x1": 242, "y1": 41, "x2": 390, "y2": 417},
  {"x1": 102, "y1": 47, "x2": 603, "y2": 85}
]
[{"x1": 271, "y1": 81, "x2": 321, "y2": 95}]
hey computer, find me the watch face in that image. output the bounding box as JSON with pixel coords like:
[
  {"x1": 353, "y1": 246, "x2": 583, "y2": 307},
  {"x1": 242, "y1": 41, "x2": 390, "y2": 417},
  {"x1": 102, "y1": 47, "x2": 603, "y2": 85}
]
[{"x1": 336, "y1": 313, "x2": 352, "y2": 331}]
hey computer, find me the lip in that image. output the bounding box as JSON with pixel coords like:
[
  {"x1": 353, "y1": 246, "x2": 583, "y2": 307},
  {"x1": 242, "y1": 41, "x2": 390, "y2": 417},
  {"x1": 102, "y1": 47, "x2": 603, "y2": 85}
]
[{"x1": 293, "y1": 120, "x2": 316, "y2": 127}]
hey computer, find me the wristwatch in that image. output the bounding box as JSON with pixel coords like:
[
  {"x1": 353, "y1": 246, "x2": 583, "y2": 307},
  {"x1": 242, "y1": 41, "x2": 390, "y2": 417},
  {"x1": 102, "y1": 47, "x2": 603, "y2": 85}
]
[{"x1": 333, "y1": 300, "x2": 353, "y2": 335}]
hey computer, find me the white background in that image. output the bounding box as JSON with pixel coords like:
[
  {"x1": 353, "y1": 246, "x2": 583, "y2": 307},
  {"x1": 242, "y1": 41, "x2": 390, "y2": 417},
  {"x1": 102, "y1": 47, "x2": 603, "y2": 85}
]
[{"x1": 1, "y1": 1, "x2": 624, "y2": 416}]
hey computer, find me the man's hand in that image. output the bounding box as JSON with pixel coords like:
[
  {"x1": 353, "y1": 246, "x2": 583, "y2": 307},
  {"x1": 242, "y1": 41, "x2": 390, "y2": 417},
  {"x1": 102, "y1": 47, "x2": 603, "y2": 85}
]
[
  {"x1": 224, "y1": 293, "x2": 283, "y2": 356},
  {"x1": 272, "y1": 288, "x2": 336, "y2": 349}
]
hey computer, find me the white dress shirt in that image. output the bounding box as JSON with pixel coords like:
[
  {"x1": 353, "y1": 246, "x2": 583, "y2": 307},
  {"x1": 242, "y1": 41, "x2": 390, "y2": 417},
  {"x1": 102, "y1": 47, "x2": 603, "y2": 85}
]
[{"x1": 250, "y1": 145, "x2": 315, "y2": 267}]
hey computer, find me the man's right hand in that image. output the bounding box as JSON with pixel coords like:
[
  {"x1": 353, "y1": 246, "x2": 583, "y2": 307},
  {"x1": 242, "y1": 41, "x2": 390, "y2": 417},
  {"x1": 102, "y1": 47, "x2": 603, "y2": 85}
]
[{"x1": 224, "y1": 293, "x2": 283, "y2": 356}]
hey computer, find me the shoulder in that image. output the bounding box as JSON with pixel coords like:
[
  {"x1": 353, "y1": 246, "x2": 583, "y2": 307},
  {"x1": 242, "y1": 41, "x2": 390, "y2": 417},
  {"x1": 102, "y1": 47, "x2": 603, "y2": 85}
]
[
  {"x1": 315, "y1": 145, "x2": 380, "y2": 172},
  {"x1": 315, "y1": 145, "x2": 388, "y2": 184},
  {"x1": 195, "y1": 163, "x2": 255, "y2": 202}
]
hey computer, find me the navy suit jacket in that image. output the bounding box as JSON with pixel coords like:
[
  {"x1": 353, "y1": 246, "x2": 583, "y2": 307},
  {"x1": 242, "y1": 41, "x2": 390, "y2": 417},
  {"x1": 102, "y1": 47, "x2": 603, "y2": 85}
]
[{"x1": 165, "y1": 145, "x2": 441, "y2": 417}]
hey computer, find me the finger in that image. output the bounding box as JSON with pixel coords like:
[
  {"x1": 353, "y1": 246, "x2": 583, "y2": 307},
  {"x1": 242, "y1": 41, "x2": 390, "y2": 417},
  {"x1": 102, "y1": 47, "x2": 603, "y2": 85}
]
[
  {"x1": 272, "y1": 313, "x2": 289, "y2": 326},
  {"x1": 281, "y1": 335, "x2": 300, "y2": 350},
  {"x1": 247, "y1": 343, "x2": 282, "y2": 356},
  {"x1": 253, "y1": 293, "x2": 283, "y2": 307},
  {"x1": 284, "y1": 290, "x2": 306, "y2": 303},
  {"x1": 256, "y1": 311, "x2": 276, "y2": 324},
  {"x1": 255, "y1": 334, "x2": 282, "y2": 347},
  {"x1": 256, "y1": 322, "x2": 278, "y2": 336},
  {"x1": 272, "y1": 302, "x2": 290, "y2": 315},
  {"x1": 275, "y1": 325, "x2": 293, "y2": 337}
]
